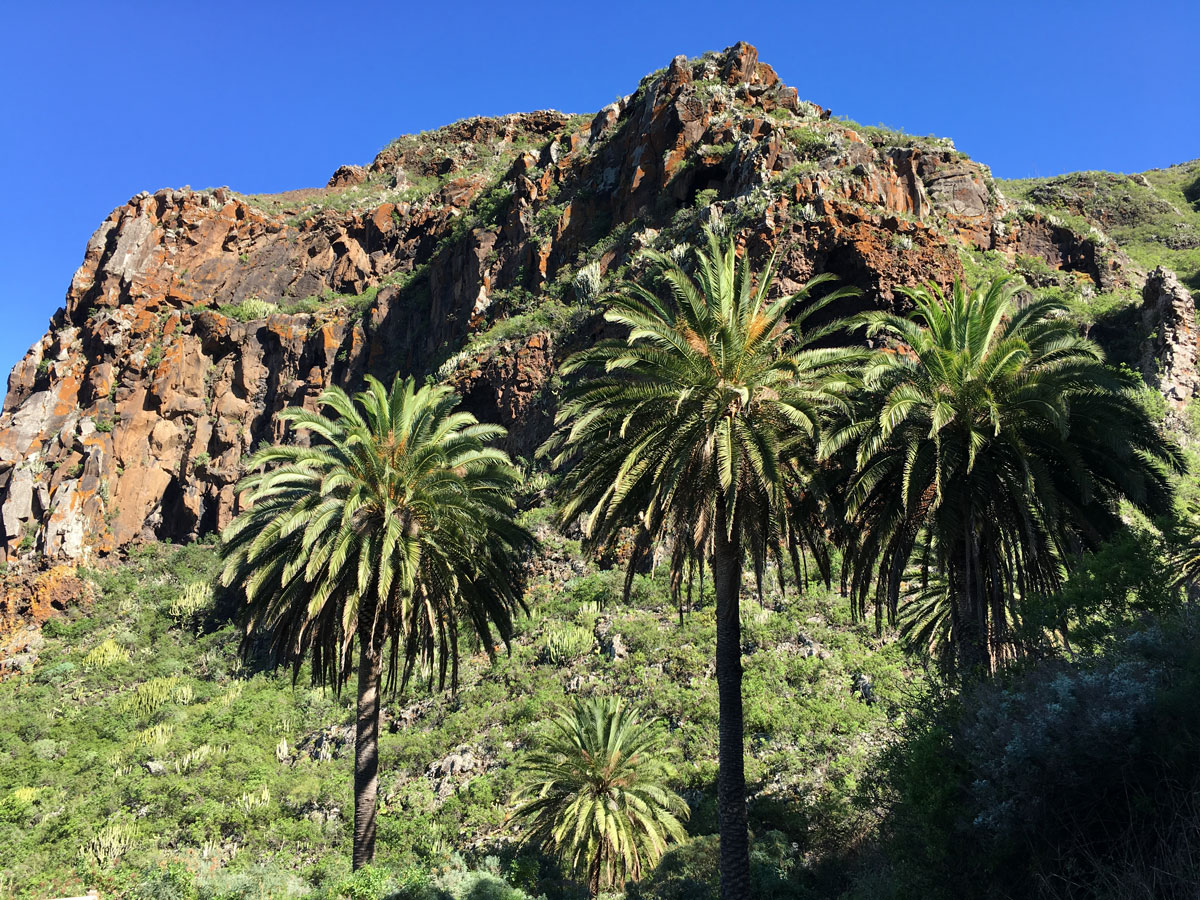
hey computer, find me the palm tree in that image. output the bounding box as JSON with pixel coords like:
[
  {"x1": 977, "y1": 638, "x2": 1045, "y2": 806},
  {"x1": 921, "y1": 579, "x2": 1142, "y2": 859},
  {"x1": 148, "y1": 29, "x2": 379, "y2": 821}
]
[
  {"x1": 220, "y1": 375, "x2": 531, "y2": 869},
  {"x1": 824, "y1": 276, "x2": 1180, "y2": 676},
  {"x1": 512, "y1": 696, "x2": 689, "y2": 896},
  {"x1": 542, "y1": 226, "x2": 859, "y2": 900}
]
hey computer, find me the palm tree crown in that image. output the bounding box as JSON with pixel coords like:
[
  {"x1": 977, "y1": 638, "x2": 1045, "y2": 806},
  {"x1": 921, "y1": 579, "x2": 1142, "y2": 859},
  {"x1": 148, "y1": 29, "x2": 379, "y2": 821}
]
[
  {"x1": 824, "y1": 276, "x2": 1180, "y2": 674},
  {"x1": 544, "y1": 225, "x2": 859, "y2": 603},
  {"x1": 220, "y1": 375, "x2": 530, "y2": 867},
  {"x1": 513, "y1": 696, "x2": 689, "y2": 896},
  {"x1": 221, "y1": 375, "x2": 529, "y2": 689}
]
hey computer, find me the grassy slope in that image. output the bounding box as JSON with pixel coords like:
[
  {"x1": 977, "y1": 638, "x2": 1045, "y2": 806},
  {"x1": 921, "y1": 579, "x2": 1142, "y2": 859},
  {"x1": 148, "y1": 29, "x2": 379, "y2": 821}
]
[
  {"x1": 0, "y1": 522, "x2": 916, "y2": 898},
  {"x1": 999, "y1": 159, "x2": 1200, "y2": 292}
]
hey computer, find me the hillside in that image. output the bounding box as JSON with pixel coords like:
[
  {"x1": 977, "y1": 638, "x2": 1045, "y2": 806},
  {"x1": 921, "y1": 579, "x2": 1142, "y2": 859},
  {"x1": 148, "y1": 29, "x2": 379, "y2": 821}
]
[
  {"x1": 3, "y1": 42, "x2": 1200, "y2": 900},
  {"x1": 0, "y1": 41, "x2": 1149, "y2": 568},
  {"x1": 999, "y1": 159, "x2": 1200, "y2": 292},
  {"x1": 0, "y1": 538, "x2": 914, "y2": 898}
]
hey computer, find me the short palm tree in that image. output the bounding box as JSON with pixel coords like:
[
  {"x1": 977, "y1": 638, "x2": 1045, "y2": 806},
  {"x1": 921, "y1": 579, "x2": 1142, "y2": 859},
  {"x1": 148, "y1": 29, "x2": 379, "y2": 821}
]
[
  {"x1": 824, "y1": 276, "x2": 1180, "y2": 676},
  {"x1": 220, "y1": 375, "x2": 531, "y2": 869},
  {"x1": 512, "y1": 696, "x2": 689, "y2": 896},
  {"x1": 542, "y1": 226, "x2": 859, "y2": 900}
]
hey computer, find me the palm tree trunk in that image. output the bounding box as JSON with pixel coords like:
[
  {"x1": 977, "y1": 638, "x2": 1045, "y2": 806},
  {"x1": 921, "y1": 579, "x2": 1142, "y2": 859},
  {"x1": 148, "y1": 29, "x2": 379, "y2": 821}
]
[
  {"x1": 956, "y1": 522, "x2": 989, "y2": 680},
  {"x1": 588, "y1": 844, "x2": 603, "y2": 898},
  {"x1": 353, "y1": 635, "x2": 382, "y2": 870},
  {"x1": 712, "y1": 519, "x2": 751, "y2": 900}
]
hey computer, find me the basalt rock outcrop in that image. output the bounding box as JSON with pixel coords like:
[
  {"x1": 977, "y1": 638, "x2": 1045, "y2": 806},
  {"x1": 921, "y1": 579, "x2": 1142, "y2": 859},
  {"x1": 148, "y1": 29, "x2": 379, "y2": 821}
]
[
  {"x1": 0, "y1": 42, "x2": 1130, "y2": 565},
  {"x1": 1141, "y1": 266, "x2": 1200, "y2": 410}
]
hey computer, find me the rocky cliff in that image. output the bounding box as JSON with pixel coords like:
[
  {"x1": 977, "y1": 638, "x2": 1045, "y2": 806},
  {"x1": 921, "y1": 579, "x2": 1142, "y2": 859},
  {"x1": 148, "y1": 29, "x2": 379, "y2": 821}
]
[
  {"x1": 1141, "y1": 266, "x2": 1200, "y2": 411},
  {"x1": 0, "y1": 42, "x2": 1154, "y2": 566}
]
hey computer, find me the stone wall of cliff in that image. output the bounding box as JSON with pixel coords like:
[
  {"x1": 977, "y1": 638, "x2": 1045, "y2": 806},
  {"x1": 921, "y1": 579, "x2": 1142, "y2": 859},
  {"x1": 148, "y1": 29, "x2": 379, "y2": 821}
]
[
  {"x1": 1141, "y1": 266, "x2": 1200, "y2": 411},
  {"x1": 0, "y1": 43, "x2": 1135, "y2": 565}
]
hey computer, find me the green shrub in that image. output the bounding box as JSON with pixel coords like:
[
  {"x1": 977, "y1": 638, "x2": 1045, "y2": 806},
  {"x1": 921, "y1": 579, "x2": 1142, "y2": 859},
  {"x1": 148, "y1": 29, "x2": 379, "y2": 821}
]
[
  {"x1": 217, "y1": 297, "x2": 276, "y2": 321},
  {"x1": 31, "y1": 738, "x2": 59, "y2": 760},
  {"x1": 131, "y1": 862, "x2": 197, "y2": 900},
  {"x1": 334, "y1": 865, "x2": 389, "y2": 900},
  {"x1": 17, "y1": 523, "x2": 37, "y2": 551},
  {"x1": 874, "y1": 619, "x2": 1200, "y2": 899}
]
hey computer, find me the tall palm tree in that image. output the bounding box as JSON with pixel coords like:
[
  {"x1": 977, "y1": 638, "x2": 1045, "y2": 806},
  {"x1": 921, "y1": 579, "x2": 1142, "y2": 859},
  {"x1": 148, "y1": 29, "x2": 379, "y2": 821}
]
[
  {"x1": 220, "y1": 375, "x2": 531, "y2": 869},
  {"x1": 512, "y1": 696, "x2": 689, "y2": 897},
  {"x1": 542, "y1": 226, "x2": 859, "y2": 900},
  {"x1": 824, "y1": 276, "x2": 1180, "y2": 676}
]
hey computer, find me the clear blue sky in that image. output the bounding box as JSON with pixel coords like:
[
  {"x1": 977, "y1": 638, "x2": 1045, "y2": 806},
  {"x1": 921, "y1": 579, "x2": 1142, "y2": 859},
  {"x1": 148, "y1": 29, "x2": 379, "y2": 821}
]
[{"x1": 2, "y1": 0, "x2": 1196, "y2": 379}]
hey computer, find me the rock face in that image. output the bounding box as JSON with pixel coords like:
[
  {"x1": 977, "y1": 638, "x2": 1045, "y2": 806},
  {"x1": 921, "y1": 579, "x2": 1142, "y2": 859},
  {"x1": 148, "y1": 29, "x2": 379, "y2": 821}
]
[
  {"x1": 0, "y1": 566, "x2": 89, "y2": 675},
  {"x1": 0, "y1": 43, "x2": 1123, "y2": 565},
  {"x1": 1141, "y1": 266, "x2": 1200, "y2": 409}
]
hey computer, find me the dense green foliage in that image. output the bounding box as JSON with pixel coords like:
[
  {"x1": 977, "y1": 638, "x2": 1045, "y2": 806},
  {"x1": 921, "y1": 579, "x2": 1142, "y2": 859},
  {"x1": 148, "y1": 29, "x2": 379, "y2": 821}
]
[{"x1": 0, "y1": 534, "x2": 920, "y2": 899}]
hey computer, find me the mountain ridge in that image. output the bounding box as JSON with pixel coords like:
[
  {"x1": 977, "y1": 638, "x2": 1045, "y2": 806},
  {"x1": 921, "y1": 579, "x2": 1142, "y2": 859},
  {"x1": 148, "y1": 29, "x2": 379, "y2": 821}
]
[{"x1": 0, "y1": 42, "x2": 1187, "y2": 577}]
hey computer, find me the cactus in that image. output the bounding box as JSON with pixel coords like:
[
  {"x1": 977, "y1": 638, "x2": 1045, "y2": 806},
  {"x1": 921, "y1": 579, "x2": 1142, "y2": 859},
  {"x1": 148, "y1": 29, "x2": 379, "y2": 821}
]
[
  {"x1": 135, "y1": 722, "x2": 174, "y2": 749},
  {"x1": 573, "y1": 261, "x2": 603, "y2": 304},
  {"x1": 119, "y1": 676, "x2": 178, "y2": 716},
  {"x1": 174, "y1": 743, "x2": 213, "y2": 774},
  {"x1": 235, "y1": 786, "x2": 271, "y2": 814},
  {"x1": 168, "y1": 581, "x2": 212, "y2": 624},
  {"x1": 540, "y1": 624, "x2": 594, "y2": 666},
  {"x1": 79, "y1": 821, "x2": 136, "y2": 869},
  {"x1": 217, "y1": 681, "x2": 245, "y2": 708},
  {"x1": 83, "y1": 638, "x2": 129, "y2": 670}
]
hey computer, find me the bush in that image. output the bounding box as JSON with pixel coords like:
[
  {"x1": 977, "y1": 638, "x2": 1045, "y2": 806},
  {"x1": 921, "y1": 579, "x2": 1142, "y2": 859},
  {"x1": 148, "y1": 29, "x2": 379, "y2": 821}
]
[
  {"x1": 628, "y1": 835, "x2": 718, "y2": 900},
  {"x1": 217, "y1": 297, "x2": 276, "y2": 322},
  {"x1": 872, "y1": 618, "x2": 1200, "y2": 899},
  {"x1": 629, "y1": 833, "x2": 807, "y2": 900},
  {"x1": 131, "y1": 862, "x2": 197, "y2": 900},
  {"x1": 334, "y1": 865, "x2": 389, "y2": 900}
]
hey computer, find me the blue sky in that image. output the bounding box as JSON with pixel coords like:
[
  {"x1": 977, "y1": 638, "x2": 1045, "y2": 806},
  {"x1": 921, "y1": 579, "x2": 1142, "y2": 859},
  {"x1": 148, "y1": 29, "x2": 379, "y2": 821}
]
[{"x1": 2, "y1": 0, "x2": 1196, "y2": 378}]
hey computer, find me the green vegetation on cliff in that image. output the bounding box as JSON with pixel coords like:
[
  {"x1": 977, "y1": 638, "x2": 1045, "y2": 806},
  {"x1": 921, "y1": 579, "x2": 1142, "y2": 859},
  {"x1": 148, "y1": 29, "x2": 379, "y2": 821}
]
[{"x1": 1000, "y1": 159, "x2": 1200, "y2": 291}]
